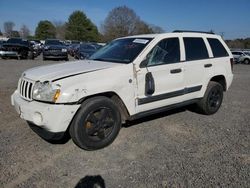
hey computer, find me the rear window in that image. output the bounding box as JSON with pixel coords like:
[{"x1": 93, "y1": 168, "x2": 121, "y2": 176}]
[
  {"x1": 208, "y1": 38, "x2": 229, "y2": 58},
  {"x1": 184, "y1": 37, "x2": 209, "y2": 61}
]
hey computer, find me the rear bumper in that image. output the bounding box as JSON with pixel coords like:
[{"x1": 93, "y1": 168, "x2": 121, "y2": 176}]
[
  {"x1": 227, "y1": 74, "x2": 234, "y2": 90},
  {"x1": 0, "y1": 50, "x2": 18, "y2": 57}
]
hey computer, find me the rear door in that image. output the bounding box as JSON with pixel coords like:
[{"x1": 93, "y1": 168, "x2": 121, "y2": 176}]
[{"x1": 182, "y1": 37, "x2": 214, "y2": 100}]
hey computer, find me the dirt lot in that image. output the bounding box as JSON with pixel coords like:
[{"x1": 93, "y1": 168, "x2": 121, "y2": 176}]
[{"x1": 0, "y1": 57, "x2": 249, "y2": 188}]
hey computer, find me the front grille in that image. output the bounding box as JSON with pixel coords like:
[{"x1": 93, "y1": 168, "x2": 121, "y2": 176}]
[
  {"x1": 18, "y1": 78, "x2": 34, "y2": 101},
  {"x1": 48, "y1": 49, "x2": 61, "y2": 53}
]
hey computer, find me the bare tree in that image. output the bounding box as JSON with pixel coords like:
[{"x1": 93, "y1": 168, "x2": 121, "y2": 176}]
[
  {"x1": 4, "y1": 21, "x2": 15, "y2": 37},
  {"x1": 20, "y1": 24, "x2": 30, "y2": 38},
  {"x1": 53, "y1": 21, "x2": 66, "y2": 40},
  {"x1": 101, "y1": 6, "x2": 165, "y2": 42},
  {"x1": 150, "y1": 24, "x2": 165, "y2": 33},
  {"x1": 102, "y1": 6, "x2": 140, "y2": 41}
]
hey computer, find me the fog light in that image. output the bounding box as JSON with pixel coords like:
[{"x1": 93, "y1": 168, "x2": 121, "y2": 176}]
[{"x1": 33, "y1": 112, "x2": 43, "y2": 125}]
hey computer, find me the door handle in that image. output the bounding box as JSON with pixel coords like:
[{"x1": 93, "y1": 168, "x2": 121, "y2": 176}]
[
  {"x1": 204, "y1": 64, "x2": 212, "y2": 68},
  {"x1": 170, "y1": 68, "x2": 182, "y2": 74}
]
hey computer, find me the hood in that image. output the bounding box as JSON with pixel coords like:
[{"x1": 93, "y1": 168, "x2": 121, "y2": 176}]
[
  {"x1": 23, "y1": 60, "x2": 122, "y2": 81},
  {"x1": 44, "y1": 45, "x2": 66, "y2": 50}
]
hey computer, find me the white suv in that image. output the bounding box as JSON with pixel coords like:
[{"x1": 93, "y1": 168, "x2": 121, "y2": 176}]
[
  {"x1": 231, "y1": 51, "x2": 250, "y2": 64},
  {"x1": 11, "y1": 31, "x2": 234, "y2": 150}
]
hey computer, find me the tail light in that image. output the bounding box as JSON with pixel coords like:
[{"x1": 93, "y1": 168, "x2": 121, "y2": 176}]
[{"x1": 230, "y1": 58, "x2": 234, "y2": 71}]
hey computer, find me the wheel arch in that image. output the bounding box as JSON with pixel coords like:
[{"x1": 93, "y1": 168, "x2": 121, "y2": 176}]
[
  {"x1": 77, "y1": 91, "x2": 130, "y2": 123},
  {"x1": 210, "y1": 75, "x2": 227, "y2": 91}
]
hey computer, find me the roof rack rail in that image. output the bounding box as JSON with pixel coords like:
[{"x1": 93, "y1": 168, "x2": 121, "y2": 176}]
[{"x1": 173, "y1": 30, "x2": 215, "y2": 34}]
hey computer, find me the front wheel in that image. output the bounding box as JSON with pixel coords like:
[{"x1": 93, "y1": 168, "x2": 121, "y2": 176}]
[
  {"x1": 70, "y1": 96, "x2": 121, "y2": 150},
  {"x1": 196, "y1": 81, "x2": 223, "y2": 115},
  {"x1": 243, "y1": 59, "x2": 250, "y2": 64}
]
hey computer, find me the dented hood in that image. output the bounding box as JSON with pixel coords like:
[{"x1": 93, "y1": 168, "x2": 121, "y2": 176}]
[{"x1": 23, "y1": 60, "x2": 121, "y2": 81}]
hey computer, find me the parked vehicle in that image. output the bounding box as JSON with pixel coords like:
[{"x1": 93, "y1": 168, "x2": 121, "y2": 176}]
[
  {"x1": 67, "y1": 43, "x2": 79, "y2": 57},
  {"x1": 232, "y1": 51, "x2": 250, "y2": 64},
  {"x1": 43, "y1": 39, "x2": 68, "y2": 61},
  {"x1": 74, "y1": 43, "x2": 101, "y2": 60},
  {"x1": 29, "y1": 40, "x2": 43, "y2": 57},
  {"x1": 11, "y1": 31, "x2": 233, "y2": 150},
  {"x1": 0, "y1": 38, "x2": 35, "y2": 59}
]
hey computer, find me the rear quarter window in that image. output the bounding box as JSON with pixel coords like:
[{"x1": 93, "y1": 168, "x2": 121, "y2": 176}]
[
  {"x1": 208, "y1": 38, "x2": 229, "y2": 58},
  {"x1": 184, "y1": 37, "x2": 209, "y2": 61}
]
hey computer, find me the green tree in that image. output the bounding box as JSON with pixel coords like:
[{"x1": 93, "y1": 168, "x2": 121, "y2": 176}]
[
  {"x1": 35, "y1": 20, "x2": 56, "y2": 40},
  {"x1": 65, "y1": 10, "x2": 99, "y2": 41}
]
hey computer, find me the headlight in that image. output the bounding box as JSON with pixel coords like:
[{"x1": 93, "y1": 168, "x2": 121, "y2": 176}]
[
  {"x1": 33, "y1": 81, "x2": 61, "y2": 102},
  {"x1": 61, "y1": 48, "x2": 67, "y2": 52}
]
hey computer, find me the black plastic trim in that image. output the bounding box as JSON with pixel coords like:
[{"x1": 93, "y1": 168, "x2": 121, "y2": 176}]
[
  {"x1": 28, "y1": 122, "x2": 65, "y2": 140},
  {"x1": 138, "y1": 85, "x2": 202, "y2": 105},
  {"x1": 173, "y1": 30, "x2": 214, "y2": 34},
  {"x1": 129, "y1": 98, "x2": 200, "y2": 120}
]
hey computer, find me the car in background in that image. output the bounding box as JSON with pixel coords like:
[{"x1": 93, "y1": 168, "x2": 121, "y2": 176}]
[
  {"x1": 0, "y1": 38, "x2": 35, "y2": 59},
  {"x1": 0, "y1": 40, "x2": 6, "y2": 48},
  {"x1": 29, "y1": 40, "x2": 43, "y2": 57},
  {"x1": 74, "y1": 43, "x2": 102, "y2": 60},
  {"x1": 232, "y1": 51, "x2": 250, "y2": 64},
  {"x1": 43, "y1": 39, "x2": 68, "y2": 61},
  {"x1": 67, "y1": 43, "x2": 80, "y2": 57}
]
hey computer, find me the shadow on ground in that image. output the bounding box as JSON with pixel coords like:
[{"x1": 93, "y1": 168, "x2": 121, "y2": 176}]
[{"x1": 75, "y1": 175, "x2": 105, "y2": 188}]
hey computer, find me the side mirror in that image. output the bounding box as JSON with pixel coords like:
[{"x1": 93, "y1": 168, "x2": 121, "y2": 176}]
[{"x1": 145, "y1": 72, "x2": 155, "y2": 95}]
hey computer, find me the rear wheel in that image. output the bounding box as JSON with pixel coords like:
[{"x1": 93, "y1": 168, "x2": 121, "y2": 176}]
[
  {"x1": 70, "y1": 96, "x2": 121, "y2": 150},
  {"x1": 196, "y1": 81, "x2": 223, "y2": 115}
]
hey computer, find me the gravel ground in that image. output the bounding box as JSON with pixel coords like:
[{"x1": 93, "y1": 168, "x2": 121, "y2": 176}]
[{"x1": 0, "y1": 57, "x2": 249, "y2": 188}]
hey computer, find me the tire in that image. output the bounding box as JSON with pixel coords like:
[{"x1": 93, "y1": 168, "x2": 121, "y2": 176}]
[
  {"x1": 70, "y1": 96, "x2": 121, "y2": 150},
  {"x1": 43, "y1": 56, "x2": 47, "y2": 61},
  {"x1": 65, "y1": 57, "x2": 69, "y2": 61},
  {"x1": 196, "y1": 81, "x2": 223, "y2": 115},
  {"x1": 243, "y1": 59, "x2": 250, "y2": 64}
]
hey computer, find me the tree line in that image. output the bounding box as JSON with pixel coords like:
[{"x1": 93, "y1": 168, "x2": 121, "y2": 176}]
[{"x1": 1, "y1": 6, "x2": 164, "y2": 42}]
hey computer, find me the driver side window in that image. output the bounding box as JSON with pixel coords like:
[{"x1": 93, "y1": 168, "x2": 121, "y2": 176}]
[{"x1": 147, "y1": 38, "x2": 180, "y2": 66}]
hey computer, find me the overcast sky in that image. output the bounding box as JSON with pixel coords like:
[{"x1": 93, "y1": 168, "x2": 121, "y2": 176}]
[{"x1": 0, "y1": 0, "x2": 249, "y2": 39}]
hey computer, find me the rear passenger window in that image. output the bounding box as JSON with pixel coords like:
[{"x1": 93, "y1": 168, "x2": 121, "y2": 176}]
[
  {"x1": 184, "y1": 37, "x2": 209, "y2": 61},
  {"x1": 208, "y1": 38, "x2": 229, "y2": 58}
]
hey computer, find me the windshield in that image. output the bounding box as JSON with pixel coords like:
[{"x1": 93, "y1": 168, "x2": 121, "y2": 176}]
[
  {"x1": 90, "y1": 37, "x2": 152, "y2": 63},
  {"x1": 45, "y1": 40, "x2": 63, "y2": 45}
]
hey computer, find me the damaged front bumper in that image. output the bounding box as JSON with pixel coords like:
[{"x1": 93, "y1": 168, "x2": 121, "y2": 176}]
[{"x1": 11, "y1": 90, "x2": 80, "y2": 139}]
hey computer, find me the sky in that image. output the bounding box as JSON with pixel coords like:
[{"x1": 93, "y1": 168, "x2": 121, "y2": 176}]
[{"x1": 0, "y1": 0, "x2": 249, "y2": 40}]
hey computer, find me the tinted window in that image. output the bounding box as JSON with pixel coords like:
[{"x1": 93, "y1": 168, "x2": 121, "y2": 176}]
[
  {"x1": 7, "y1": 38, "x2": 23, "y2": 43},
  {"x1": 184, "y1": 37, "x2": 208, "y2": 61},
  {"x1": 208, "y1": 38, "x2": 228, "y2": 57},
  {"x1": 147, "y1": 38, "x2": 180, "y2": 66}
]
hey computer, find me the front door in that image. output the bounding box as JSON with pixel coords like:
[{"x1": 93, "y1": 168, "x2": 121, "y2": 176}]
[{"x1": 136, "y1": 37, "x2": 185, "y2": 113}]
